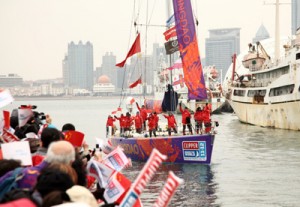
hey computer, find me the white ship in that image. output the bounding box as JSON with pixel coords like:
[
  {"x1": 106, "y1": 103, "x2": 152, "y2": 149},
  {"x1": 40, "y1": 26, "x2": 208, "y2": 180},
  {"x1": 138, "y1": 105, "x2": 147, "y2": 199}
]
[{"x1": 225, "y1": 1, "x2": 300, "y2": 130}]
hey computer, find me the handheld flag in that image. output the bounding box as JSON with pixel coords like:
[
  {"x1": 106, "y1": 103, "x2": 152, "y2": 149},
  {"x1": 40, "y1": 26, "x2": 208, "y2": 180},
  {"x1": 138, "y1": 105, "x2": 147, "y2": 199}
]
[
  {"x1": 101, "y1": 146, "x2": 130, "y2": 172},
  {"x1": 0, "y1": 89, "x2": 14, "y2": 108},
  {"x1": 1, "y1": 128, "x2": 20, "y2": 143},
  {"x1": 129, "y1": 77, "x2": 142, "y2": 89},
  {"x1": 153, "y1": 171, "x2": 184, "y2": 207},
  {"x1": 111, "y1": 107, "x2": 122, "y2": 115},
  {"x1": 87, "y1": 159, "x2": 116, "y2": 188},
  {"x1": 116, "y1": 33, "x2": 141, "y2": 68},
  {"x1": 104, "y1": 172, "x2": 132, "y2": 204},
  {"x1": 3, "y1": 110, "x2": 10, "y2": 129},
  {"x1": 63, "y1": 130, "x2": 85, "y2": 147},
  {"x1": 118, "y1": 148, "x2": 167, "y2": 207}
]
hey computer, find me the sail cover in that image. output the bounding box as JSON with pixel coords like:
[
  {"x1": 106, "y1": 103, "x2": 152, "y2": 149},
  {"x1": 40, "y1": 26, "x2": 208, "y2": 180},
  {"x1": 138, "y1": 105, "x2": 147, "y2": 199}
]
[
  {"x1": 172, "y1": 0, "x2": 207, "y2": 100},
  {"x1": 162, "y1": 84, "x2": 178, "y2": 112}
]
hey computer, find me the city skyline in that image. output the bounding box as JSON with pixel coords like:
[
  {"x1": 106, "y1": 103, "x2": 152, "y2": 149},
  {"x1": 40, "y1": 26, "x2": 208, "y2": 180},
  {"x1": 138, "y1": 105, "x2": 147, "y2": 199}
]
[{"x1": 0, "y1": 0, "x2": 291, "y2": 81}]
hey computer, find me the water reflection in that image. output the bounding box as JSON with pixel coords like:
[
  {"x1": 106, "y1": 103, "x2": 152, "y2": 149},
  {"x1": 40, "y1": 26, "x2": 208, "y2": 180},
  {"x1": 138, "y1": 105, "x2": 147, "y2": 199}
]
[{"x1": 123, "y1": 163, "x2": 218, "y2": 207}]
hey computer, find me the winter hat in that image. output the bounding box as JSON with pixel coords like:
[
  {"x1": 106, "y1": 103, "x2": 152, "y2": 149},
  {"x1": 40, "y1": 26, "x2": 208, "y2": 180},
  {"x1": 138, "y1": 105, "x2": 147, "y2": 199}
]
[{"x1": 66, "y1": 185, "x2": 98, "y2": 207}]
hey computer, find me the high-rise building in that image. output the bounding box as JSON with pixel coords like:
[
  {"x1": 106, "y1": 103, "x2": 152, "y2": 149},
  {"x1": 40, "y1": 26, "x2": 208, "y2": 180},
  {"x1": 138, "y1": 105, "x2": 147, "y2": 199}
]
[
  {"x1": 205, "y1": 28, "x2": 240, "y2": 81},
  {"x1": 101, "y1": 52, "x2": 118, "y2": 87},
  {"x1": 292, "y1": 0, "x2": 300, "y2": 35},
  {"x1": 63, "y1": 41, "x2": 94, "y2": 90},
  {"x1": 252, "y1": 24, "x2": 270, "y2": 44}
]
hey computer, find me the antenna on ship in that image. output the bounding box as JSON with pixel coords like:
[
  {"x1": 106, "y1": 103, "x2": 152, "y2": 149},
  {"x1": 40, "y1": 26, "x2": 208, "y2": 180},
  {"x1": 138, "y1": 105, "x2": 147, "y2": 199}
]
[{"x1": 264, "y1": 0, "x2": 290, "y2": 62}]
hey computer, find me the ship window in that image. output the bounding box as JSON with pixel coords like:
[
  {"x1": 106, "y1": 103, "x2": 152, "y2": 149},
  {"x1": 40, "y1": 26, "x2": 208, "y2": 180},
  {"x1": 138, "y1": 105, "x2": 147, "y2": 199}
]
[
  {"x1": 247, "y1": 90, "x2": 266, "y2": 97},
  {"x1": 296, "y1": 53, "x2": 300, "y2": 60},
  {"x1": 233, "y1": 89, "x2": 246, "y2": 97},
  {"x1": 269, "y1": 84, "x2": 295, "y2": 97}
]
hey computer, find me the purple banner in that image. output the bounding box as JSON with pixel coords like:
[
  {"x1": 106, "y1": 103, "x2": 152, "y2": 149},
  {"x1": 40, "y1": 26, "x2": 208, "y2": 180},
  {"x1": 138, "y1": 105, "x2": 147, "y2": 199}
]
[{"x1": 172, "y1": 0, "x2": 207, "y2": 100}]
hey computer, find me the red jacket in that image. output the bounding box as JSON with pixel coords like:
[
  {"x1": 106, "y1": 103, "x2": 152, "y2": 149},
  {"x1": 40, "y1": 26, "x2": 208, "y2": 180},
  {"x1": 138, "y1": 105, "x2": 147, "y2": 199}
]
[
  {"x1": 179, "y1": 105, "x2": 191, "y2": 124},
  {"x1": 147, "y1": 114, "x2": 156, "y2": 130},
  {"x1": 115, "y1": 115, "x2": 126, "y2": 128},
  {"x1": 163, "y1": 114, "x2": 177, "y2": 128},
  {"x1": 134, "y1": 115, "x2": 143, "y2": 128},
  {"x1": 202, "y1": 109, "x2": 210, "y2": 122},
  {"x1": 194, "y1": 110, "x2": 203, "y2": 122},
  {"x1": 153, "y1": 113, "x2": 159, "y2": 126},
  {"x1": 106, "y1": 116, "x2": 115, "y2": 127},
  {"x1": 136, "y1": 103, "x2": 148, "y2": 121},
  {"x1": 124, "y1": 116, "x2": 133, "y2": 128}
]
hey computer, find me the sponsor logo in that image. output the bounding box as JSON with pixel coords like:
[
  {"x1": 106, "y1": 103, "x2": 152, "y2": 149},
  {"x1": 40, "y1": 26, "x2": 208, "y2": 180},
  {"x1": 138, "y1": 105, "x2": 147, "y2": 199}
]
[{"x1": 182, "y1": 141, "x2": 207, "y2": 161}]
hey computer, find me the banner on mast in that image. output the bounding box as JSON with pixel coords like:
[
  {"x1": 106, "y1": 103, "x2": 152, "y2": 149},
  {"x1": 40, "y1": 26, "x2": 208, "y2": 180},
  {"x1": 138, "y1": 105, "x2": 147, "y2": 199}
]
[{"x1": 173, "y1": 0, "x2": 207, "y2": 100}]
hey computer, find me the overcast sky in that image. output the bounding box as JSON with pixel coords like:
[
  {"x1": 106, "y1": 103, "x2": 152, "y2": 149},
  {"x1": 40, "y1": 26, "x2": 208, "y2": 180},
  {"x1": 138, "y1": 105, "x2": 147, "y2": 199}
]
[{"x1": 0, "y1": 0, "x2": 291, "y2": 81}]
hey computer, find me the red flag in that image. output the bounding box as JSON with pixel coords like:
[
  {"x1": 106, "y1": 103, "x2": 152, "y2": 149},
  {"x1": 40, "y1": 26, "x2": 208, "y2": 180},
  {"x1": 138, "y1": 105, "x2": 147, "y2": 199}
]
[
  {"x1": 3, "y1": 110, "x2": 10, "y2": 129},
  {"x1": 63, "y1": 130, "x2": 85, "y2": 147},
  {"x1": 116, "y1": 33, "x2": 141, "y2": 67},
  {"x1": 129, "y1": 77, "x2": 142, "y2": 89},
  {"x1": 112, "y1": 107, "x2": 122, "y2": 114},
  {"x1": 163, "y1": 26, "x2": 177, "y2": 41}
]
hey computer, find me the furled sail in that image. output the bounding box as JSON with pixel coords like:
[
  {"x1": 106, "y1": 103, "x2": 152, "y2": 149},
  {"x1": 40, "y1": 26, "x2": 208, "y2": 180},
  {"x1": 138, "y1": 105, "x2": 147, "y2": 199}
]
[
  {"x1": 162, "y1": 84, "x2": 179, "y2": 112},
  {"x1": 172, "y1": 0, "x2": 207, "y2": 100}
]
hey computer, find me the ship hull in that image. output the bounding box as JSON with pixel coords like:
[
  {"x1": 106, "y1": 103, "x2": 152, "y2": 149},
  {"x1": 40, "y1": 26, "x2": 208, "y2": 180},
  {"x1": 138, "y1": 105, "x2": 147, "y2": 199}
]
[
  {"x1": 229, "y1": 100, "x2": 300, "y2": 130},
  {"x1": 110, "y1": 134, "x2": 214, "y2": 164}
]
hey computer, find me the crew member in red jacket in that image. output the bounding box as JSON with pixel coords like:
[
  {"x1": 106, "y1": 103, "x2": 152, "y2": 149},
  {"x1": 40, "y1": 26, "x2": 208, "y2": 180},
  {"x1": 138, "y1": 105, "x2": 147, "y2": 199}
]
[
  {"x1": 147, "y1": 113, "x2": 157, "y2": 137},
  {"x1": 179, "y1": 102, "x2": 193, "y2": 135},
  {"x1": 124, "y1": 112, "x2": 133, "y2": 133},
  {"x1": 203, "y1": 103, "x2": 211, "y2": 133},
  {"x1": 106, "y1": 115, "x2": 116, "y2": 136},
  {"x1": 114, "y1": 114, "x2": 126, "y2": 135},
  {"x1": 136, "y1": 102, "x2": 148, "y2": 131},
  {"x1": 194, "y1": 107, "x2": 203, "y2": 134},
  {"x1": 133, "y1": 111, "x2": 143, "y2": 133},
  {"x1": 153, "y1": 112, "x2": 159, "y2": 130},
  {"x1": 163, "y1": 112, "x2": 177, "y2": 136}
]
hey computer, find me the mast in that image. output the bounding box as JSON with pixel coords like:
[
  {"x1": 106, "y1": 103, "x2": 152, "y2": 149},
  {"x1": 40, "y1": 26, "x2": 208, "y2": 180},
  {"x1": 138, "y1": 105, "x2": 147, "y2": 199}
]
[
  {"x1": 167, "y1": 0, "x2": 176, "y2": 112},
  {"x1": 143, "y1": 0, "x2": 149, "y2": 98},
  {"x1": 274, "y1": 0, "x2": 280, "y2": 61}
]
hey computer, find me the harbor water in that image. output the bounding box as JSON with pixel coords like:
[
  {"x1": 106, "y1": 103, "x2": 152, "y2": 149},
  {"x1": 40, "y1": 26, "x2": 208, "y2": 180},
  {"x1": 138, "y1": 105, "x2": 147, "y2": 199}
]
[{"x1": 2, "y1": 98, "x2": 300, "y2": 206}]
